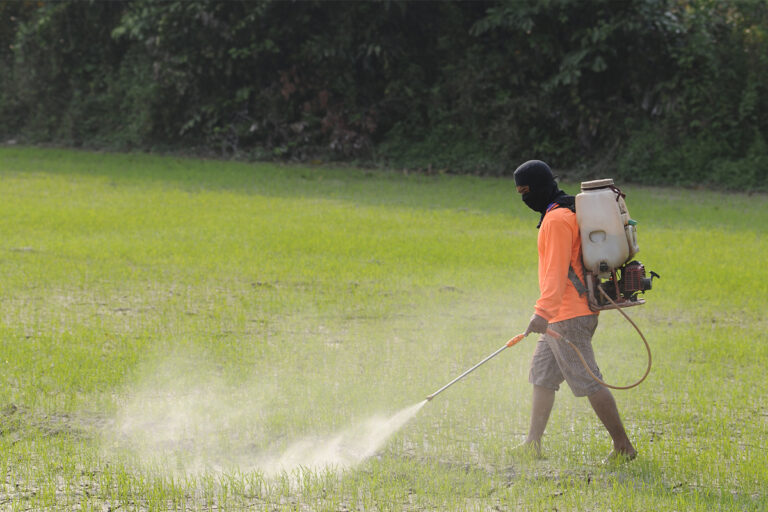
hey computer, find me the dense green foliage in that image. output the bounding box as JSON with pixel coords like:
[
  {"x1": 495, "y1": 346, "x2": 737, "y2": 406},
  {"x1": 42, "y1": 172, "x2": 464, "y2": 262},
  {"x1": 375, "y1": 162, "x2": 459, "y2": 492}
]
[{"x1": 1, "y1": 1, "x2": 767, "y2": 188}]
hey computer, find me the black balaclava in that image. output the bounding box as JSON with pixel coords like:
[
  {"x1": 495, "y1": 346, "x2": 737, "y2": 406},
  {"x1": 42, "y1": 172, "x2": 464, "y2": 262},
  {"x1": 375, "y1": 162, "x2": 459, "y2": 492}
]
[{"x1": 513, "y1": 160, "x2": 573, "y2": 227}]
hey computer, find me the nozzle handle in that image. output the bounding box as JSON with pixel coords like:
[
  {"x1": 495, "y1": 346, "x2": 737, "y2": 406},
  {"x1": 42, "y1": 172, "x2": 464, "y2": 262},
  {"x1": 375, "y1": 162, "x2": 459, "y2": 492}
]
[{"x1": 506, "y1": 333, "x2": 526, "y2": 347}]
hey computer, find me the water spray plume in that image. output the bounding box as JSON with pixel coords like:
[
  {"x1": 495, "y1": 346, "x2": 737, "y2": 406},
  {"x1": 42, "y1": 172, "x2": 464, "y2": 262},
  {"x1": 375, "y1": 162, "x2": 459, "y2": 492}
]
[
  {"x1": 425, "y1": 333, "x2": 527, "y2": 402},
  {"x1": 106, "y1": 329, "x2": 542, "y2": 477},
  {"x1": 260, "y1": 400, "x2": 428, "y2": 475},
  {"x1": 107, "y1": 375, "x2": 429, "y2": 477}
]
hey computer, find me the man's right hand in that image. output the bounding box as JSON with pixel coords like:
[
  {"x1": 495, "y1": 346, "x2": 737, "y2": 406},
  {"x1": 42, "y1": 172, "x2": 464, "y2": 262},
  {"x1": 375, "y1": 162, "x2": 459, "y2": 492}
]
[{"x1": 525, "y1": 314, "x2": 549, "y2": 336}]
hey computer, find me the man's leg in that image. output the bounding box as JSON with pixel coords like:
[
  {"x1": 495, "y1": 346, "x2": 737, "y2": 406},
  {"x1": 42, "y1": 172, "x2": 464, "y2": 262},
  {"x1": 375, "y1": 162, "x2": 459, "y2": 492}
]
[
  {"x1": 544, "y1": 315, "x2": 635, "y2": 459},
  {"x1": 587, "y1": 387, "x2": 636, "y2": 457},
  {"x1": 522, "y1": 332, "x2": 563, "y2": 455},
  {"x1": 525, "y1": 384, "x2": 556, "y2": 448}
]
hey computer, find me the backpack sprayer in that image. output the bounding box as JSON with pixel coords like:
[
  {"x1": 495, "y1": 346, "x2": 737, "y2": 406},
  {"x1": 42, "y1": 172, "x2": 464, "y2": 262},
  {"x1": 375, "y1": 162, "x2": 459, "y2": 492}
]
[
  {"x1": 426, "y1": 179, "x2": 658, "y2": 401},
  {"x1": 574, "y1": 179, "x2": 659, "y2": 311}
]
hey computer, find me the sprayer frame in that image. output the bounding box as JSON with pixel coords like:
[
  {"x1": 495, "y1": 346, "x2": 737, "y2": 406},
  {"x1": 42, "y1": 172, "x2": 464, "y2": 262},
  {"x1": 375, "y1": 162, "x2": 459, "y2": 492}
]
[{"x1": 585, "y1": 269, "x2": 646, "y2": 311}]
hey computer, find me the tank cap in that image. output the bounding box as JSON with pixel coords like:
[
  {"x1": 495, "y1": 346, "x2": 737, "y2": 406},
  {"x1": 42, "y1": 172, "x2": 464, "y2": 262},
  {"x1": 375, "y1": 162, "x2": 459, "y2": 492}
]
[{"x1": 581, "y1": 178, "x2": 615, "y2": 191}]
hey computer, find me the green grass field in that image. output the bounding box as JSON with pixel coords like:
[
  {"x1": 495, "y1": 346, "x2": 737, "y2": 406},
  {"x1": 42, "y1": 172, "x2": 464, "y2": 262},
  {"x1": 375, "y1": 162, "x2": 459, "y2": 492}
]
[{"x1": 1, "y1": 147, "x2": 766, "y2": 511}]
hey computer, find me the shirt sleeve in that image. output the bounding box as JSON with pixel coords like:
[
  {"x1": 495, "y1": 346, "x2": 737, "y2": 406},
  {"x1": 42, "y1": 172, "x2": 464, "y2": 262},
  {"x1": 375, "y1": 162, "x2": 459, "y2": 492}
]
[{"x1": 534, "y1": 214, "x2": 573, "y2": 321}]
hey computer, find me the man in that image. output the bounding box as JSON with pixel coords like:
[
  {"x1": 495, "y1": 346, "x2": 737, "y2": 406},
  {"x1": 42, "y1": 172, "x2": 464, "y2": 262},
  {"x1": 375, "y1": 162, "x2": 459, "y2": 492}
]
[{"x1": 513, "y1": 159, "x2": 636, "y2": 462}]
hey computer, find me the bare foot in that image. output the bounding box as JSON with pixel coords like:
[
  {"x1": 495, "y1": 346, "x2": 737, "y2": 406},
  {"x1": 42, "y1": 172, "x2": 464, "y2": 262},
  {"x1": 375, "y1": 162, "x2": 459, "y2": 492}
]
[
  {"x1": 509, "y1": 440, "x2": 542, "y2": 459},
  {"x1": 603, "y1": 447, "x2": 637, "y2": 464}
]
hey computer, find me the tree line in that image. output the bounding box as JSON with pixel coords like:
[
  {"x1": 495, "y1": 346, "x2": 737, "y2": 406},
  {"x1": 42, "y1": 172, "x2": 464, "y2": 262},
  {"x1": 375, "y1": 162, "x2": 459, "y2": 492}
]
[{"x1": 1, "y1": 1, "x2": 766, "y2": 189}]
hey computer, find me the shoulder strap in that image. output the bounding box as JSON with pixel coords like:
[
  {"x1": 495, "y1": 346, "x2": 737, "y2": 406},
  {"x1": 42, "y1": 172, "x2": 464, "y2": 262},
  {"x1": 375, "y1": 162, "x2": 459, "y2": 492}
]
[
  {"x1": 568, "y1": 265, "x2": 588, "y2": 297},
  {"x1": 552, "y1": 194, "x2": 575, "y2": 213}
]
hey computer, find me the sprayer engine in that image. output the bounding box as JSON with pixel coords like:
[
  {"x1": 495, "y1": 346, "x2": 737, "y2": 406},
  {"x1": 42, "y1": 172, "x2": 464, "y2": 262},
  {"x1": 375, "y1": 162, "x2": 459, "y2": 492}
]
[{"x1": 586, "y1": 261, "x2": 659, "y2": 310}]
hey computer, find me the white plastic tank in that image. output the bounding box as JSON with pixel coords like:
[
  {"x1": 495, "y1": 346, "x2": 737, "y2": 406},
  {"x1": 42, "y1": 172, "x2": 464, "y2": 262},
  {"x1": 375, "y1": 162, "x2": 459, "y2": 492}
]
[{"x1": 576, "y1": 179, "x2": 639, "y2": 276}]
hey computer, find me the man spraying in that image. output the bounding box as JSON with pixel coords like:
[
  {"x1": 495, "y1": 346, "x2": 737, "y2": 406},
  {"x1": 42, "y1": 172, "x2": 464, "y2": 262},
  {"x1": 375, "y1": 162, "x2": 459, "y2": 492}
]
[{"x1": 513, "y1": 160, "x2": 637, "y2": 462}]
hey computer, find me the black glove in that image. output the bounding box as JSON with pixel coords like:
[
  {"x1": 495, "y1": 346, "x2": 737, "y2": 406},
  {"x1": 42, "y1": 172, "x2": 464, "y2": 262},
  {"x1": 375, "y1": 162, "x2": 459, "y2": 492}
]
[{"x1": 525, "y1": 314, "x2": 549, "y2": 336}]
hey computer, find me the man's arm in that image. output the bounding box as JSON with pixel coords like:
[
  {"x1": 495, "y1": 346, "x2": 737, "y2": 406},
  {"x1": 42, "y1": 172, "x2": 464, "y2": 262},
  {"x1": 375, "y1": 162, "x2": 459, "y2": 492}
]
[{"x1": 534, "y1": 214, "x2": 573, "y2": 322}]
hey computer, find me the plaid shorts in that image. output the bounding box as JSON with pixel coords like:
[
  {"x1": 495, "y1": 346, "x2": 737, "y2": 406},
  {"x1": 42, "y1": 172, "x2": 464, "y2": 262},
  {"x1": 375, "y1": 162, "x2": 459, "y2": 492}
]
[{"x1": 528, "y1": 314, "x2": 603, "y2": 397}]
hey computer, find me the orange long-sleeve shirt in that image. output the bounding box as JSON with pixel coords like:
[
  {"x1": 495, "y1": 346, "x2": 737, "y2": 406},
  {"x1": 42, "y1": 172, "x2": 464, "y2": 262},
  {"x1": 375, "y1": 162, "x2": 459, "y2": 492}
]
[{"x1": 535, "y1": 205, "x2": 596, "y2": 323}]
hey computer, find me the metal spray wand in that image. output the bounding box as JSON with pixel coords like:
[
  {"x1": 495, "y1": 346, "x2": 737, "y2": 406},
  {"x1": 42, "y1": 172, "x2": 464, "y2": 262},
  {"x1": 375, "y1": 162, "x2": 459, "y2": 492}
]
[{"x1": 425, "y1": 333, "x2": 527, "y2": 401}]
